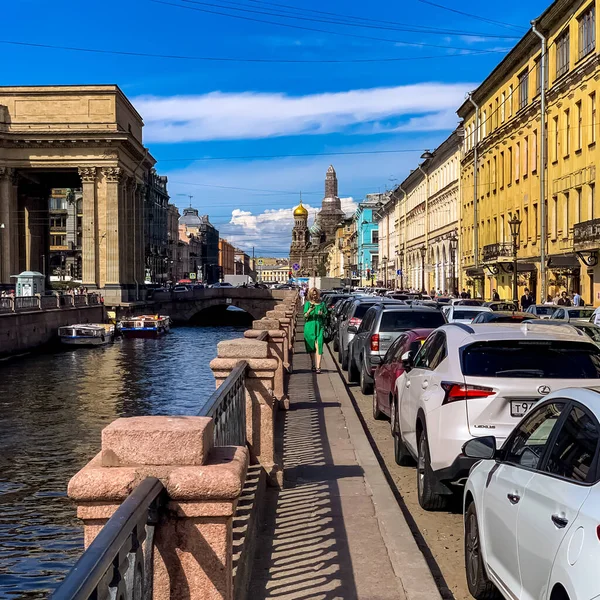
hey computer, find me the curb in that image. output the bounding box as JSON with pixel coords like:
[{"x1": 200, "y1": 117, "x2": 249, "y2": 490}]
[{"x1": 323, "y1": 348, "x2": 443, "y2": 600}]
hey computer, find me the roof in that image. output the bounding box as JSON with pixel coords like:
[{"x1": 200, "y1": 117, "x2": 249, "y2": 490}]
[{"x1": 179, "y1": 207, "x2": 202, "y2": 226}]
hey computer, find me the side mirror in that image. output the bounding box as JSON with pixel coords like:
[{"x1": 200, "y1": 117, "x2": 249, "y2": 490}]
[
  {"x1": 401, "y1": 350, "x2": 413, "y2": 371},
  {"x1": 347, "y1": 325, "x2": 358, "y2": 334},
  {"x1": 462, "y1": 436, "x2": 497, "y2": 460}
]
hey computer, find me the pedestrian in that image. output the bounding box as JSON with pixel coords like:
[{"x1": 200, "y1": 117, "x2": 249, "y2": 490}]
[
  {"x1": 492, "y1": 288, "x2": 500, "y2": 301},
  {"x1": 544, "y1": 294, "x2": 554, "y2": 305},
  {"x1": 303, "y1": 287, "x2": 327, "y2": 374},
  {"x1": 557, "y1": 291, "x2": 572, "y2": 306},
  {"x1": 299, "y1": 287, "x2": 306, "y2": 303},
  {"x1": 461, "y1": 288, "x2": 468, "y2": 299},
  {"x1": 572, "y1": 290, "x2": 584, "y2": 306},
  {"x1": 520, "y1": 288, "x2": 534, "y2": 310}
]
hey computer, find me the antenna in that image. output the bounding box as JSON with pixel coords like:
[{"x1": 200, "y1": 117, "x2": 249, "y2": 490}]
[{"x1": 176, "y1": 193, "x2": 193, "y2": 207}]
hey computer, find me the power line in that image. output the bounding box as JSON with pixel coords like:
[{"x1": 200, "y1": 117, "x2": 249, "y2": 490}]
[
  {"x1": 414, "y1": 0, "x2": 526, "y2": 32},
  {"x1": 157, "y1": 149, "x2": 429, "y2": 162},
  {"x1": 151, "y1": 0, "x2": 511, "y2": 53},
  {"x1": 179, "y1": 0, "x2": 521, "y2": 40},
  {"x1": 0, "y1": 39, "x2": 499, "y2": 64}
]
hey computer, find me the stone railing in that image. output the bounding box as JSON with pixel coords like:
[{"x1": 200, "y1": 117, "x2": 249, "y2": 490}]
[
  {"x1": 52, "y1": 291, "x2": 300, "y2": 600},
  {"x1": 0, "y1": 293, "x2": 101, "y2": 314}
]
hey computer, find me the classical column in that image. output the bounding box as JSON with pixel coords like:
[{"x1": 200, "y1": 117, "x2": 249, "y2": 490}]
[
  {"x1": 135, "y1": 183, "x2": 146, "y2": 290},
  {"x1": 101, "y1": 167, "x2": 123, "y2": 292},
  {"x1": 0, "y1": 167, "x2": 18, "y2": 285},
  {"x1": 122, "y1": 175, "x2": 135, "y2": 291},
  {"x1": 78, "y1": 167, "x2": 99, "y2": 289}
]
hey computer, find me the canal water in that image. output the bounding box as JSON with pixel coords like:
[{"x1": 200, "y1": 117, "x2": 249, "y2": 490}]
[{"x1": 0, "y1": 325, "x2": 246, "y2": 599}]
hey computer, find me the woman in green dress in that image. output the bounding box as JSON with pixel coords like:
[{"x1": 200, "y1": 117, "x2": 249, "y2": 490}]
[{"x1": 304, "y1": 287, "x2": 327, "y2": 373}]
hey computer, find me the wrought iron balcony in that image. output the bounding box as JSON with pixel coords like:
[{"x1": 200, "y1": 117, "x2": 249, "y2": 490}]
[
  {"x1": 481, "y1": 242, "x2": 513, "y2": 263},
  {"x1": 573, "y1": 218, "x2": 600, "y2": 251}
]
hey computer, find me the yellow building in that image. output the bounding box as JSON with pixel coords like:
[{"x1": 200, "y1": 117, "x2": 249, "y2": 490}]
[{"x1": 459, "y1": 0, "x2": 600, "y2": 304}]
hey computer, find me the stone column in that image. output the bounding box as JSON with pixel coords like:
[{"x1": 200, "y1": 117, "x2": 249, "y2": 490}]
[
  {"x1": 68, "y1": 416, "x2": 248, "y2": 600},
  {"x1": 78, "y1": 167, "x2": 99, "y2": 289},
  {"x1": 135, "y1": 183, "x2": 146, "y2": 295},
  {"x1": 101, "y1": 167, "x2": 124, "y2": 299},
  {"x1": 266, "y1": 309, "x2": 293, "y2": 351},
  {"x1": 0, "y1": 167, "x2": 18, "y2": 285},
  {"x1": 210, "y1": 338, "x2": 281, "y2": 486}
]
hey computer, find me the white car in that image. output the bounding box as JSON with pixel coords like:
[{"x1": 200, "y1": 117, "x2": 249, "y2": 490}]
[
  {"x1": 551, "y1": 306, "x2": 596, "y2": 323},
  {"x1": 463, "y1": 387, "x2": 600, "y2": 600},
  {"x1": 444, "y1": 305, "x2": 492, "y2": 324},
  {"x1": 392, "y1": 322, "x2": 600, "y2": 510}
]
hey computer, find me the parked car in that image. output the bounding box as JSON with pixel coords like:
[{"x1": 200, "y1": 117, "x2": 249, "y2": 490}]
[
  {"x1": 551, "y1": 306, "x2": 596, "y2": 322},
  {"x1": 337, "y1": 298, "x2": 401, "y2": 369},
  {"x1": 450, "y1": 298, "x2": 485, "y2": 306},
  {"x1": 463, "y1": 387, "x2": 600, "y2": 600},
  {"x1": 393, "y1": 322, "x2": 600, "y2": 510},
  {"x1": 444, "y1": 305, "x2": 492, "y2": 324},
  {"x1": 211, "y1": 282, "x2": 233, "y2": 288},
  {"x1": 347, "y1": 306, "x2": 446, "y2": 394},
  {"x1": 471, "y1": 310, "x2": 531, "y2": 324},
  {"x1": 373, "y1": 329, "x2": 433, "y2": 420},
  {"x1": 330, "y1": 298, "x2": 354, "y2": 351},
  {"x1": 525, "y1": 304, "x2": 556, "y2": 319},
  {"x1": 483, "y1": 301, "x2": 518, "y2": 311},
  {"x1": 172, "y1": 285, "x2": 190, "y2": 293}
]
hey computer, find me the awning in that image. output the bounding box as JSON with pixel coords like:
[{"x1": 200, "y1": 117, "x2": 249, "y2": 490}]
[
  {"x1": 517, "y1": 262, "x2": 537, "y2": 273},
  {"x1": 547, "y1": 254, "x2": 580, "y2": 269},
  {"x1": 466, "y1": 267, "x2": 485, "y2": 277}
]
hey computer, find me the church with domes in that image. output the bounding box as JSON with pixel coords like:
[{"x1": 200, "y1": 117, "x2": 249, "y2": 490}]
[{"x1": 289, "y1": 165, "x2": 345, "y2": 276}]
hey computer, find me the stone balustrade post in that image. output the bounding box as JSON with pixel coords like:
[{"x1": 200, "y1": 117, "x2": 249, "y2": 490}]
[
  {"x1": 210, "y1": 338, "x2": 282, "y2": 487},
  {"x1": 244, "y1": 318, "x2": 288, "y2": 406},
  {"x1": 68, "y1": 416, "x2": 248, "y2": 600},
  {"x1": 266, "y1": 310, "x2": 292, "y2": 350},
  {"x1": 35, "y1": 293, "x2": 41, "y2": 310}
]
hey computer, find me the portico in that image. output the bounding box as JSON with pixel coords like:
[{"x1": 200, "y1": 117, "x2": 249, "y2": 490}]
[{"x1": 0, "y1": 85, "x2": 155, "y2": 303}]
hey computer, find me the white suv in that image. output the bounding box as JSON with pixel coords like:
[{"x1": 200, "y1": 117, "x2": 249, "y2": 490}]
[
  {"x1": 392, "y1": 322, "x2": 600, "y2": 510},
  {"x1": 463, "y1": 388, "x2": 600, "y2": 600}
]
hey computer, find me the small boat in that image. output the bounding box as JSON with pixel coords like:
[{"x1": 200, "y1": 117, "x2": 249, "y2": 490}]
[
  {"x1": 59, "y1": 324, "x2": 115, "y2": 346},
  {"x1": 118, "y1": 315, "x2": 171, "y2": 338}
]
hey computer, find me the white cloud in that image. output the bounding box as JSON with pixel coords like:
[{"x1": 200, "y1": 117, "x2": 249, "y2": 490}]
[{"x1": 135, "y1": 82, "x2": 474, "y2": 143}]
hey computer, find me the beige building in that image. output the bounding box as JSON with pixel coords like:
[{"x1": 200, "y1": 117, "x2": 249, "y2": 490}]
[
  {"x1": 0, "y1": 85, "x2": 155, "y2": 302},
  {"x1": 376, "y1": 192, "x2": 397, "y2": 287},
  {"x1": 396, "y1": 130, "x2": 461, "y2": 293},
  {"x1": 260, "y1": 264, "x2": 290, "y2": 283}
]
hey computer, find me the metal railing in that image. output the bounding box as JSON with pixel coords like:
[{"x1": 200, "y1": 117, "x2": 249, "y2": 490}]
[
  {"x1": 15, "y1": 296, "x2": 40, "y2": 311},
  {"x1": 481, "y1": 242, "x2": 513, "y2": 263},
  {"x1": 41, "y1": 295, "x2": 59, "y2": 310},
  {"x1": 58, "y1": 295, "x2": 74, "y2": 308},
  {"x1": 51, "y1": 477, "x2": 165, "y2": 600},
  {"x1": 73, "y1": 295, "x2": 87, "y2": 306},
  {"x1": 200, "y1": 360, "x2": 248, "y2": 447},
  {"x1": 0, "y1": 293, "x2": 101, "y2": 314},
  {"x1": 0, "y1": 297, "x2": 12, "y2": 314}
]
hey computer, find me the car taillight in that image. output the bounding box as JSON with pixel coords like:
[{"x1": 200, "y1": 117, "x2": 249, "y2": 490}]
[
  {"x1": 371, "y1": 334, "x2": 380, "y2": 351},
  {"x1": 597, "y1": 525, "x2": 600, "y2": 541},
  {"x1": 349, "y1": 317, "x2": 362, "y2": 327},
  {"x1": 441, "y1": 382, "x2": 495, "y2": 405}
]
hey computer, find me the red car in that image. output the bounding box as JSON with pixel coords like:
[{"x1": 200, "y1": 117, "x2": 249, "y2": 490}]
[{"x1": 372, "y1": 329, "x2": 433, "y2": 420}]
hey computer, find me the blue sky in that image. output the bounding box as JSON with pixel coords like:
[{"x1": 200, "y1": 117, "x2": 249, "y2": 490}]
[{"x1": 4, "y1": 0, "x2": 549, "y2": 255}]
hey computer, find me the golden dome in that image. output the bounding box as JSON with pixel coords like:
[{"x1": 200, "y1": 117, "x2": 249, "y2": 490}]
[{"x1": 293, "y1": 201, "x2": 309, "y2": 217}]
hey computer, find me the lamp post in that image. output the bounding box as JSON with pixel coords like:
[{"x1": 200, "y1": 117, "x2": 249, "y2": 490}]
[
  {"x1": 449, "y1": 230, "x2": 458, "y2": 297},
  {"x1": 382, "y1": 256, "x2": 387, "y2": 288},
  {"x1": 419, "y1": 246, "x2": 426, "y2": 294},
  {"x1": 397, "y1": 250, "x2": 404, "y2": 291},
  {"x1": 508, "y1": 214, "x2": 522, "y2": 304}
]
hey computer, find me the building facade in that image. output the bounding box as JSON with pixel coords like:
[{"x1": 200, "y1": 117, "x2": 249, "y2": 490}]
[
  {"x1": 375, "y1": 192, "x2": 397, "y2": 288},
  {"x1": 219, "y1": 239, "x2": 236, "y2": 276},
  {"x1": 144, "y1": 169, "x2": 169, "y2": 284},
  {"x1": 48, "y1": 188, "x2": 82, "y2": 282},
  {"x1": 260, "y1": 263, "x2": 290, "y2": 283},
  {"x1": 179, "y1": 208, "x2": 220, "y2": 284},
  {"x1": 458, "y1": 0, "x2": 600, "y2": 303},
  {"x1": 167, "y1": 203, "x2": 180, "y2": 282},
  {"x1": 290, "y1": 166, "x2": 345, "y2": 276},
  {"x1": 354, "y1": 195, "x2": 380, "y2": 286}
]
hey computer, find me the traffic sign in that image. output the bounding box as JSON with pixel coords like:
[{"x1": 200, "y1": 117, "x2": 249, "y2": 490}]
[
  {"x1": 292, "y1": 263, "x2": 300, "y2": 271},
  {"x1": 396, "y1": 269, "x2": 402, "y2": 276},
  {"x1": 257, "y1": 259, "x2": 264, "y2": 266}
]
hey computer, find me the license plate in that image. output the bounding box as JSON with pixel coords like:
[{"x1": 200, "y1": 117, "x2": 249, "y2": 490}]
[{"x1": 511, "y1": 400, "x2": 538, "y2": 417}]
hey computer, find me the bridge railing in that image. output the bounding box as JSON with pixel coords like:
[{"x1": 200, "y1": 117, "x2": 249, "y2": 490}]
[
  {"x1": 51, "y1": 477, "x2": 165, "y2": 600},
  {"x1": 0, "y1": 293, "x2": 101, "y2": 314}
]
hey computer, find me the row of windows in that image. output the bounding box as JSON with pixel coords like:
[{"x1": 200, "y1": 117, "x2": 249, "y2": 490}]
[{"x1": 464, "y1": 4, "x2": 596, "y2": 151}]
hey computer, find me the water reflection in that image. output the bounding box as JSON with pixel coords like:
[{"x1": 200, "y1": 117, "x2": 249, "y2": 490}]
[{"x1": 0, "y1": 325, "x2": 244, "y2": 598}]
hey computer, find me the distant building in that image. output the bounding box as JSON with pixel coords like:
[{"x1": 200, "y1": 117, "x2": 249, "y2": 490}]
[
  {"x1": 167, "y1": 204, "x2": 181, "y2": 282},
  {"x1": 234, "y1": 249, "x2": 257, "y2": 281},
  {"x1": 179, "y1": 208, "x2": 220, "y2": 284},
  {"x1": 48, "y1": 188, "x2": 82, "y2": 281},
  {"x1": 219, "y1": 239, "x2": 236, "y2": 276},
  {"x1": 144, "y1": 169, "x2": 169, "y2": 284},
  {"x1": 354, "y1": 195, "x2": 381, "y2": 286},
  {"x1": 260, "y1": 261, "x2": 290, "y2": 283}
]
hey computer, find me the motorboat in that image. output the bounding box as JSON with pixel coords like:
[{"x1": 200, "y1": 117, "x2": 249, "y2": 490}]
[
  {"x1": 59, "y1": 324, "x2": 115, "y2": 346},
  {"x1": 118, "y1": 315, "x2": 171, "y2": 338}
]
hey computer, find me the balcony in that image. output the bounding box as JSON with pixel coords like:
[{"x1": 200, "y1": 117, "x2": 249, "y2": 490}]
[
  {"x1": 482, "y1": 242, "x2": 512, "y2": 263},
  {"x1": 573, "y1": 218, "x2": 600, "y2": 251}
]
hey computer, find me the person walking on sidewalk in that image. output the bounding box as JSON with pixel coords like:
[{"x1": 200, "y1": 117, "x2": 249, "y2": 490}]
[{"x1": 304, "y1": 287, "x2": 327, "y2": 374}]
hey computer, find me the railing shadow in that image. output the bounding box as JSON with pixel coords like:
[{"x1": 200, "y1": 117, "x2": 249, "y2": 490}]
[{"x1": 248, "y1": 333, "x2": 360, "y2": 599}]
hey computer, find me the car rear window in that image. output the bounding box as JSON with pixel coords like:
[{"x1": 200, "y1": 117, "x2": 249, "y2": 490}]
[
  {"x1": 462, "y1": 340, "x2": 600, "y2": 378},
  {"x1": 453, "y1": 310, "x2": 481, "y2": 320},
  {"x1": 491, "y1": 315, "x2": 528, "y2": 323},
  {"x1": 380, "y1": 311, "x2": 445, "y2": 331},
  {"x1": 568, "y1": 309, "x2": 595, "y2": 318},
  {"x1": 354, "y1": 303, "x2": 378, "y2": 318},
  {"x1": 533, "y1": 306, "x2": 553, "y2": 315}
]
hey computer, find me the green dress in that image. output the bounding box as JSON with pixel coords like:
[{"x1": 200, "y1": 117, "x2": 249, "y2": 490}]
[{"x1": 303, "y1": 301, "x2": 327, "y2": 353}]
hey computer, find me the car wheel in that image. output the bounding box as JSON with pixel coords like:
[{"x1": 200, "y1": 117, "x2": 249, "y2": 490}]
[
  {"x1": 360, "y1": 360, "x2": 373, "y2": 395},
  {"x1": 348, "y1": 354, "x2": 359, "y2": 383},
  {"x1": 341, "y1": 345, "x2": 348, "y2": 370},
  {"x1": 416, "y1": 428, "x2": 447, "y2": 511},
  {"x1": 372, "y1": 385, "x2": 384, "y2": 420},
  {"x1": 465, "y1": 503, "x2": 499, "y2": 599},
  {"x1": 333, "y1": 335, "x2": 339, "y2": 352},
  {"x1": 391, "y1": 399, "x2": 413, "y2": 466}
]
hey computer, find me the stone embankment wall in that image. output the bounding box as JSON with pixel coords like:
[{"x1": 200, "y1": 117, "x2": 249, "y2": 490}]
[{"x1": 0, "y1": 306, "x2": 105, "y2": 357}]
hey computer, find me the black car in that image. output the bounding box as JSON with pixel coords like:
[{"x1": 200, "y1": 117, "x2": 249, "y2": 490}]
[{"x1": 471, "y1": 310, "x2": 531, "y2": 324}]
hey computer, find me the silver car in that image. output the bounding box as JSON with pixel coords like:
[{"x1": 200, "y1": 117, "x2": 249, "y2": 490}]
[{"x1": 551, "y1": 306, "x2": 596, "y2": 322}]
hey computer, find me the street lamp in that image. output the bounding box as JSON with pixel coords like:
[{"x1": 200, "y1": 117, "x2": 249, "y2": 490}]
[
  {"x1": 382, "y1": 256, "x2": 387, "y2": 288},
  {"x1": 508, "y1": 214, "x2": 522, "y2": 304},
  {"x1": 396, "y1": 250, "x2": 404, "y2": 291},
  {"x1": 449, "y1": 230, "x2": 458, "y2": 297},
  {"x1": 419, "y1": 246, "x2": 426, "y2": 294}
]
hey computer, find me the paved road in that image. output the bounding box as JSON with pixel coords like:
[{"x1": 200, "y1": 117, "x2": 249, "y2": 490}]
[{"x1": 327, "y1": 346, "x2": 472, "y2": 600}]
